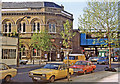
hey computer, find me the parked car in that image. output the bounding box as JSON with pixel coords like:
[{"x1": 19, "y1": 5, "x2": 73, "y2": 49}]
[
  {"x1": 70, "y1": 61, "x2": 96, "y2": 74},
  {"x1": 113, "y1": 55, "x2": 120, "y2": 62},
  {"x1": 63, "y1": 54, "x2": 86, "y2": 65},
  {"x1": 29, "y1": 63, "x2": 74, "y2": 82},
  {"x1": 19, "y1": 59, "x2": 28, "y2": 65},
  {"x1": 0, "y1": 63, "x2": 17, "y2": 82},
  {"x1": 88, "y1": 57, "x2": 99, "y2": 62},
  {"x1": 97, "y1": 57, "x2": 109, "y2": 65}
]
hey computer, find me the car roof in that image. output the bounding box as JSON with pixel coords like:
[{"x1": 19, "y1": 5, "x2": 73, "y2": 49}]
[
  {"x1": 76, "y1": 61, "x2": 91, "y2": 63},
  {"x1": 46, "y1": 63, "x2": 63, "y2": 65},
  {"x1": 69, "y1": 54, "x2": 85, "y2": 56}
]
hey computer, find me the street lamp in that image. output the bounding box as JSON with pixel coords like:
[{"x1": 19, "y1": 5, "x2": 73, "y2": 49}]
[{"x1": 17, "y1": 16, "x2": 31, "y2": 67}]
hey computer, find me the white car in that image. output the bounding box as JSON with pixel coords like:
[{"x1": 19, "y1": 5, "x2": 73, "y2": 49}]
[{"x1": 19, "y1": 59, "x2": 28, "y2": 65}]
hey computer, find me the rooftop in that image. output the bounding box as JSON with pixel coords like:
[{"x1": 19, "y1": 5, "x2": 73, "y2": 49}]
[{"x1": 2, "y1": 2, "x2": 62, "y2": 9}]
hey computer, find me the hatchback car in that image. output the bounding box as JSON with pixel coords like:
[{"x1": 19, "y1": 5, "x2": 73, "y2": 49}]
[
  {"x1": 29, "y1": 63, "x2": 74, "y2": 82},
  {"x1": 19, "y1": 59, "x2": 28, "y2": 65},
  {"x1": 88, "y1": 57, "x2": 99, "y2": 62},
  {"x1": 97, "y1": 57, "x2": 109, "y2": 65},
  {"x1": 70, "y1": 61, "x2": 96, "y2": 74},
  {"x1": 0, "y1": 63, "x2": 17, "y2": 82}
]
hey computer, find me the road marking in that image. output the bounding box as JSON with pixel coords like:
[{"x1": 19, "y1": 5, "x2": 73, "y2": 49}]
[{"x1": 18, "y1": 72, "x2": 28, "y2": 75}]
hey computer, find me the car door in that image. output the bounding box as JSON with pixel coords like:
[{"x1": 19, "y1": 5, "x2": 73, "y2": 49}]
[
  {"x1": 86, "y1": 62, "x2": 91, "y2": 72},
  {"x1": 58, "y1": 65, "x2": 67, "y2": 78},
  {"x1": 0, "y1": 64, "x2": 9, "y2": 79}
]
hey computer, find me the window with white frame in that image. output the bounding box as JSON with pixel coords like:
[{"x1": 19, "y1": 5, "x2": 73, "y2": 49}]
[
  {"x1": 32, "y1": 22, "x2": 40, "y2": 32},
  {"x1": 49, "y1": 23, "x2": 56, "y2": 33},
  {"x1": 3, "y1": 23, "x2": 12, "y2": 33},
  {"x1": 18, "y1": 23, "x2": 26, "y2": 33}
]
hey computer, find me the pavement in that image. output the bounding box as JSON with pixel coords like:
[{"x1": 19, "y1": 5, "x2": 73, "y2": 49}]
[
  {"x1": 9, "y1": 60, "x2": 63, "y2": 69},
  {"x1": 97, "y1": 73, "x2": 119, "y2": 82}
]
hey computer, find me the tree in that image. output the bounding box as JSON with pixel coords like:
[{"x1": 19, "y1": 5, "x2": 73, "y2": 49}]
[
  {"x1": 78, "y1": 0, "x2": 119, "y2": 69},
  {"x1": 31, "y1": 30, "x2": 52, "y2": 64},
  {"x1": 60, "y1": 20, "x2": 75, "y2": 81}
]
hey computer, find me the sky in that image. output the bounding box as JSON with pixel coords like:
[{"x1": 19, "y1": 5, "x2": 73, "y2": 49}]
[{"x1": 1, "y1": 0, "x2": 88, "y2": 29}]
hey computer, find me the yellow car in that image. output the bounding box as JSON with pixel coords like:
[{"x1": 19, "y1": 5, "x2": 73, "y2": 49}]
[
  {"x1": 0, "y1": 63, "x2": 17, "y2": 82},
  {"x1": 29, "y1": 63, "x2": 74, "y2": 82},
  {"x1": 63, "y1": 54, "x2": 86, "y2": 65}
]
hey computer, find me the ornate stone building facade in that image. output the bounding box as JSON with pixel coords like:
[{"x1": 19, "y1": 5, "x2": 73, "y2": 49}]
[{"x1": 1, "y1": 2, "x2": 73, "y2": 61}]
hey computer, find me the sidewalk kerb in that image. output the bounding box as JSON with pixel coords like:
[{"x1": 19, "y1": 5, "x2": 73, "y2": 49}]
[{"x1": 14, "y1": 64, "x2": 45, "y2": 69}]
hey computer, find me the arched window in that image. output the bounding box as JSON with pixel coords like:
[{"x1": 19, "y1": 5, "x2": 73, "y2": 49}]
[
  {"x1": 53, "y1": 24, "x2": 55, "y2": 32},
  {"x1": 49, "y1": 24, "x2": 52, "y2": 32},
  {"x1": 3, "y1": 23, "x2": 12, "y2": 33},
  {"x1": 4, "y1": 24, "x2": 7, "y2": 32},
  {"x1": 23, "y1": 23, "x2": 26, "y2": 32},
  {"x1": 9, "y1": 23, "x2": 11, "y2": 32},
  {"x1": 37, "y1": 23, "x2": 40, "y2": 32},
  {"x1": 32, "y1": 23, "x2": 36, "y2": 32},
  {"x1": 18, "y1": 23, "x2": 26, "y2": 33},
  {"x1": 49, "y1": 23, "x2": 56, "y2": 33},
  {"x1": 32, "y1": 22, "x2": 40, "y2": 32}
]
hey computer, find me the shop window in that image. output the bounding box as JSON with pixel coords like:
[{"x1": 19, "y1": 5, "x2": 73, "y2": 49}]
[{"x1": 2, "y1": 49, "x2": 16, "y2": 59}]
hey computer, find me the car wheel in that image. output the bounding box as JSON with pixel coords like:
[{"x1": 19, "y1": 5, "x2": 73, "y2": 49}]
[
  {"x1": 32, "y1": 78, "x2": 37, "y2": 82},
  {"x1": 91, "y1": 69, "x2": 94, "y2": 73},
  {"x1": 23, "y1": 63, "x2": 26, "y2": 65},
  {"x1": 83, "y1": 70, "x2": 87, "y2": 75},
  {"x1": 68, "y1": 73, "x2": 71, "y2": 78},
  {"x1": 105, "y1": 62, "x2": 109, "y2": 65},
  {"x1": 49, "y1": 76, "x2": 55, "y2": 83},
  {"x1": 4, "y1": 76, "x2": 11, "y2": 82}
]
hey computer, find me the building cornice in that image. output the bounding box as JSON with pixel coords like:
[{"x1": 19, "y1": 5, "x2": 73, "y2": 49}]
[{"x1": 2, "y1": 12, "x2": 73, "y2": 20}]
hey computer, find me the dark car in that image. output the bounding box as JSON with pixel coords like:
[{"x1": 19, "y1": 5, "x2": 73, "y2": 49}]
[
  {"x1": 97, "y1": 57, "x2": 109, "y2": 65},
  {"x1": 19, "y1": 59, "x2": 28, "y2": 65}
]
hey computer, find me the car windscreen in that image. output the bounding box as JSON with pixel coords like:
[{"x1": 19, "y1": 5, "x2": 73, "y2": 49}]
[
  {"x1": 64, "y1": 56, "x2": 75, "y2": 60},
  {"x1": 99, "y1": 57, "x2": 108, "y2": 60},
  {"x1": 75, "y1": 61, "x2": 87, "y2": 65},
  {"x1": 43, "y1": 64, "x2": 59, "y2": 70}
]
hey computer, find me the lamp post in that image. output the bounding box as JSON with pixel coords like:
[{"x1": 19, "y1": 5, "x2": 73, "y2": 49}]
[{"x1": 17, "y1": 16, "x2": 31, "y2": 67}]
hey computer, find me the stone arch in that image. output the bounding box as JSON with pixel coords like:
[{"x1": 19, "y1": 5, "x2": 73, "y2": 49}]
[
  {"x1": 2, "y1": 18, "x2": 15, "y2": 24},
  {"x1": 30, "y1": 17, "x2": 44, "y2": 24},
  {"x1": 16, "y1": 18, "x2": 29, "y2": 25},
  {"x1": 46, "y1": 18, "x2": 57, "y2": 25},
  {"x1": 20, "y1": 42, "x2": 29, "y2": 50}
]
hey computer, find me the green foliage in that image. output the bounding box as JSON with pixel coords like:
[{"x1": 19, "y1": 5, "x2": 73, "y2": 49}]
[
  {"x1": 78, "y1": 0, "x2": 119, "y2": 48},
  {"x1": 60, "y1": 20, "x2": 76, "y2": 49},
  {"x1": 31, "y1": 30, "x2": 52, "y2": 51}
]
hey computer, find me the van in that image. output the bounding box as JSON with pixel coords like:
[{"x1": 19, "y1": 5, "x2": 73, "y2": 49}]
[{"x1": 63, "y1": 54, "x2": 86, "y2": 65}]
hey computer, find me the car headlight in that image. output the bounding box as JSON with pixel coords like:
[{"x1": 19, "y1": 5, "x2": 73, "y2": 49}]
[
  {"x1": 30, "y1": 72, "x2": 33, "y2": 75},
  {"x1": 42, "y1": 74, "x2": 46, "y2": 77}
]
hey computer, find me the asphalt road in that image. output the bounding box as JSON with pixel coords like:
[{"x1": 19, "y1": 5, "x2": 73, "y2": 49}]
[{"x1": 6, "y1": 63, "x2": 120, "y2": 83}]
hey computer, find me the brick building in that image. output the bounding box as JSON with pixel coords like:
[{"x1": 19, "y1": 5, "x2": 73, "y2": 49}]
[{"x1": 1, "y1": 2, "x2": 74, "y2": 61}]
